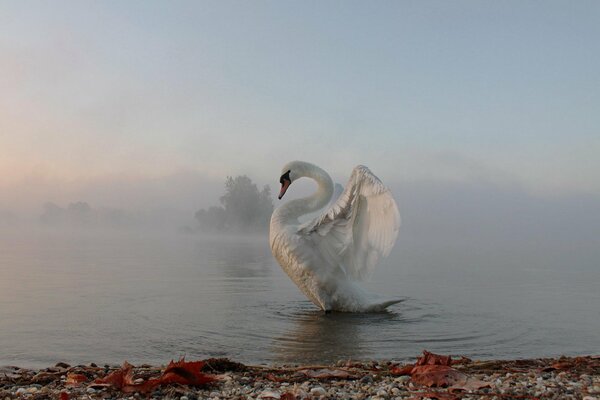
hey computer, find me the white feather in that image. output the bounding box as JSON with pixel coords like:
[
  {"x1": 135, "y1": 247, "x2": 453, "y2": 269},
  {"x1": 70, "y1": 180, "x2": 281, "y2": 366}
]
[{"x1": 298, "y1": 165, "x2": 400, "y2": 281}]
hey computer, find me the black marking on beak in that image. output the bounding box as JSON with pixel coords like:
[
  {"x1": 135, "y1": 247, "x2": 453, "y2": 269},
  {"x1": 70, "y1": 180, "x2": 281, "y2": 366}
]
[{"x1": 278, "y1": 170, "x2": 291, "y2": 200}]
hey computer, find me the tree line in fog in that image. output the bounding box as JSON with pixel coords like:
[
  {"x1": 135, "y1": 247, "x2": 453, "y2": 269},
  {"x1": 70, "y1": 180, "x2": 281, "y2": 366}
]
[
  {"x1": 193, "y1": 175, "x2": 273, "y2": 234},
  {"x1": 40, "y1": 201, "x2": 138, "y2": 228},
  {"x1": 37, "y1": 175, "x2": 275, "y2": 234}
]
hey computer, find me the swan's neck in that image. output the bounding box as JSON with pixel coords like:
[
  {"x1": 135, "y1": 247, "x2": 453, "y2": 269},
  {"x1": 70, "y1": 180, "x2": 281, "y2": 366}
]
[{"x1": 275, "y1": 164, "x2": 333, "y2": 223}]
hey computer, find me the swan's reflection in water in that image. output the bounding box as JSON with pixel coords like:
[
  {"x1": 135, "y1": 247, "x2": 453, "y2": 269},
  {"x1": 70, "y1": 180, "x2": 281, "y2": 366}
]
[{"x1": 271, "y1": 304, "x2": 400, "y2": 364}]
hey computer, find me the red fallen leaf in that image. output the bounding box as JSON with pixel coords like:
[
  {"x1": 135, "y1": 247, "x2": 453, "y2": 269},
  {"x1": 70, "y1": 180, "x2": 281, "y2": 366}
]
[
  {"x1": 411, "y1": 365, "x2": 462, "y2": 387},
  {"x1": 392, "y1": 351, "x2": 490, "y2": 391},
  {"x1": 415, "y1": 350, "x2": 453, "y2": 367},
  {"x1": 59, "y1": 392, "x2": 69, "y2": 400},
  {"x1": 93, "y1": 362, "x2": 157, "y2": 393},
  {"x1": 547, "y1": 361, "x2": 574, "y2": 371},
  {"x1": 391, "y1": 351, "x2": 456, "y2": 381},
  {"x1": 65, "y1": 373, "x2": 88, "y2": 386},
  {"x1": 160, "y1": 359, "x2": 218, "y2": 386},
  {"x1": 93, "y1": 359, "x2": 217, "y2": 393},
  {"x1": 93, "y1": 361, "x2": 134, "y2": 390},
  {"x1": 391, "y1": 364, "x2": 414, "y2": 375}
]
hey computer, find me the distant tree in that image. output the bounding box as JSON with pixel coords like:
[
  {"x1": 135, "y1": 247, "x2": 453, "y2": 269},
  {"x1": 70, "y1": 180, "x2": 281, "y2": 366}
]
[
  {"x1": 67, "y1": 201, "x2": 93, "y2": 225},
  {"x1": 40, "y1": 201, "x2": 136, "y2": 228},
  {"x1": 97, "y1": 207, "x2": 137, "y2": 228},
  {"x1": 195, "y1": 175, "x2": 274, "y2": 233},
  {"x1": 195, "y1": 206, "x2": 227, "y2": 232},
  {"x1": 40, "y1": 202, "x2": 65, "y2": 225}
]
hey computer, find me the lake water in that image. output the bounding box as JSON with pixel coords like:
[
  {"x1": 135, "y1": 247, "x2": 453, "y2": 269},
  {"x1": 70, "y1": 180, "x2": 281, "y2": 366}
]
[{"x1": 0, "y1": 228, "x2": 598, "y2": 368}]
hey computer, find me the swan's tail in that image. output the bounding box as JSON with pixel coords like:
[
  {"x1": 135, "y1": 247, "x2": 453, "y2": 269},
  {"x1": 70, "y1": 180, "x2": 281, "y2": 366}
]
[
  {"x1": 363, "y1": 298, "x2": 404, "y2": 312},
  {"x1": 328, "y1": 297, "x2": 404, "y2": 313},
  {"x1": 325, "y1": 280, "x2": 404, "y2": 312}
]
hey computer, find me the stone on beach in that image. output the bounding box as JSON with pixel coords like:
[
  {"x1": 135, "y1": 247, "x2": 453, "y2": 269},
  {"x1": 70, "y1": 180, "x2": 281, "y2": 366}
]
[{"x1": 0, "y1": 354, "x2": 598, "y2": 400}]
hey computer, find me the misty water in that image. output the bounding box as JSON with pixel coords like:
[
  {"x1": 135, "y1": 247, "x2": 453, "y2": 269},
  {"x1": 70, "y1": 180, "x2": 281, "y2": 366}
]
[{"x1": 1, "y1": 228, "x2": 598, "y2": 368}]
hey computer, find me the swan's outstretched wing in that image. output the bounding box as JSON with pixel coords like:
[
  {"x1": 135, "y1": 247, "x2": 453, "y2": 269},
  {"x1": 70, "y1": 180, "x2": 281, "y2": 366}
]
[{"x1": 297, "y1": 165, "x2": 400, "y2": 280}]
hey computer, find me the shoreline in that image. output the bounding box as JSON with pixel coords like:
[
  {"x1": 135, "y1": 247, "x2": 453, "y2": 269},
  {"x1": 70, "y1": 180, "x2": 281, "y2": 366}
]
[{"x1": 1, "y1": 354, "x2": 598, "y2": 399}]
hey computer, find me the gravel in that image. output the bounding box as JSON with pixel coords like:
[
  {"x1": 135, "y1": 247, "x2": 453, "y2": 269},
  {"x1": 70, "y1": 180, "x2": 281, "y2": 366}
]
[{"x1": 0, "y1": 355, "x2": 598, "y2": 399}]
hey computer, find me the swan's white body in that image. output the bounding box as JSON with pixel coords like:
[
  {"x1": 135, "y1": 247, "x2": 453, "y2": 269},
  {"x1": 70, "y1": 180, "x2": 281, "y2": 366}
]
[{"x1": 269, "y1": 161, "x2": 401, "y2": 312}]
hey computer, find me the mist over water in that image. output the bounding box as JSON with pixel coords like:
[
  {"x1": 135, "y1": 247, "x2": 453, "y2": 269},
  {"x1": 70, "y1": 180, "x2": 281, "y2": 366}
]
[{"x1": 1, "y1": 195, "x2": 598, "y2": 368}]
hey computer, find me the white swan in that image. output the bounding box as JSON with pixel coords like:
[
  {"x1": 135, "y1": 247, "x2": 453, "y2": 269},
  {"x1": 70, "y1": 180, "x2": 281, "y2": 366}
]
[{"x1": 269, "y1": 161, "x2": 401, "y2": 312}]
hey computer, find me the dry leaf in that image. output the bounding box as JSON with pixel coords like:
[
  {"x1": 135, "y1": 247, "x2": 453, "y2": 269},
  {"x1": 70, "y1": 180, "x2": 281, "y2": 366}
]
[
  {"x1": 160, "y1": 359, "x2": 217, "y2": 386},
  {"x1": 65, "y1": 373, "x2": 88, "y2": 386},
  {"x1": 392, "y1": 351, "x2": 490, "y2": 391},
  {"x1": 391, "y1": 364, "x2": 414, "y2": 375},
  {"x1": 31, "y1": 371, "x2": 59, "y2": 384},
  {"x1": 415, "y1": 351, "x2": 453, "y2": 366},
  {"x1": 411, "y1": 365, "x2": 462, "y2": 387},
  {"x1": 93, "y1": 362, "x2": 134, "y2": 390},
  {"x1": 93, "y1": 359, "x2": 217, "y2": 393}
]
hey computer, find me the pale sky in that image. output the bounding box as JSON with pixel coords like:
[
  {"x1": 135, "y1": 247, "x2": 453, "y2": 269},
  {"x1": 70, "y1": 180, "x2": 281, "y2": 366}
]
[{"x1": 1, "y1": 1, "x2": 599, "y2": 213}]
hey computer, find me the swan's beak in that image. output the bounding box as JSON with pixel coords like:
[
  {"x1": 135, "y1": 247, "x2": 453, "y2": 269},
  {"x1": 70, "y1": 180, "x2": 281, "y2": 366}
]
[{"x1": 278, "y1": 180, "x2": 291, "y2": 200}]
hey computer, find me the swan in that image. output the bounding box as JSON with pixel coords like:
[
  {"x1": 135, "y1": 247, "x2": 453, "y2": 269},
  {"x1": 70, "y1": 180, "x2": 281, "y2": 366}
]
[{"x1": 269, "y1": 161, "x2": 401, "y2": 312}]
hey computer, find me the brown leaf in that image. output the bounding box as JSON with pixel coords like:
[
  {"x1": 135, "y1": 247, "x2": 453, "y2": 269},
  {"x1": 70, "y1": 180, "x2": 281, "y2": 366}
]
[
  {"x1": 545, "y1": 361, "x2": 573, "y2": 371},
  {"x1": 160, "y1": 359, "x2": 218, "y2": 386},
  {"x1": 394, "y1": 351, "x2": 490, "y2": 391},
  {"x1": 65, "y1": 373, "x2": 88, "y2": 386},
  {"x1": 280, "y1": 393, "x2": 298, "y2": 400},
  {"x1": 93, "y1": 361, "x2": 134, "y2": 390},
  {"x1": 415, "y1": 351, "x2": 453, "y2": 367},
  {"x1": 411, "y1": 365, "x2": 463, "y2": 387},
  {"x1": 93, "y1": 359, "x2": 217, "y2": 393},
  {"x1": 391, "y1": 364, "x2": 414, "y2": 375},
  {"x1": 31, "y1": 371, "x2": 59, "y2": 384}
]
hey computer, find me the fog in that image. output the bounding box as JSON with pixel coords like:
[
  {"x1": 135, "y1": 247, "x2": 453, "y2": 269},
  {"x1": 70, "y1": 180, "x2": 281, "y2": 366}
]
[
  {"x1": 394, "y1": 180, "x2": 600, "y2": 248},
  {"x1": 0, "y1": 171, "x2": 224, "y2": 229},
  {"x1": 1, "y1": 173, "x2": 598, "y2": 260}
]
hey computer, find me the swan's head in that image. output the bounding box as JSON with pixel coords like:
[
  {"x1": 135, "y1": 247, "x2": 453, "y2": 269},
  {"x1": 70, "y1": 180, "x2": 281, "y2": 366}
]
[{"x1": 277, "y1": 160, "x2": 307, "y2": 199}]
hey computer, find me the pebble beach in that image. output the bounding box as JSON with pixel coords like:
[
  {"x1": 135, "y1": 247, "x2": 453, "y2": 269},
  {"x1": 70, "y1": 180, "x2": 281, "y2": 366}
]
[{"x1": 1, "y1": 354, "x2": 598, "y2": 400}]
